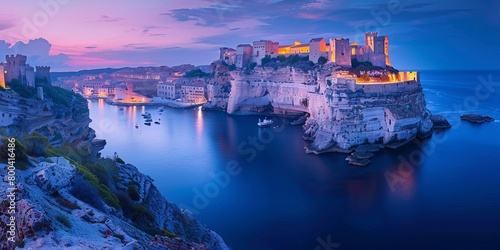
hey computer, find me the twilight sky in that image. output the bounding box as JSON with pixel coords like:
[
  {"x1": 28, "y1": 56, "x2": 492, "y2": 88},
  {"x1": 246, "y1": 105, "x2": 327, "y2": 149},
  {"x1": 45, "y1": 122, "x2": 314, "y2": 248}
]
[{"x1": 0, "y1": 0, "x2": 498, "y2": 71}]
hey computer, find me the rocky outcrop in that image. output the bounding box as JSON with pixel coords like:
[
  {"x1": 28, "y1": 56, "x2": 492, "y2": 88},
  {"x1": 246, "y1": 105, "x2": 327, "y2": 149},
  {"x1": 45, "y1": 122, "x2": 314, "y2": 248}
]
[
  {"x1": 116, "y1": 163, "x2": 227, "y2": 249},
  {"x1": 221, "y1": 63, "x2": 449, "y2": 164},
  {"x1": 431, "y1": 114, "x2": 452, "y2": 129},
  {"x1": 0, "y1": 89, "x2": 102, "y2": 158},
  {"x1": 460, "y1": 114, "x2": 495, "y2": 124},
  {"x1": 203, "y1": 63, "x2": 232, "y2": 111},
  {"x1": 0, "y1": 158, "x2": 229, "y2": 249}
]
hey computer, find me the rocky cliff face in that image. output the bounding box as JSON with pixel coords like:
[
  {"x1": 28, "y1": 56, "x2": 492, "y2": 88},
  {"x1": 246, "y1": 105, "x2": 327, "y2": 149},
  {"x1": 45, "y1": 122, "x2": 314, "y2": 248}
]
[
  {"x1": 303, "y1": 79, "x2": 433, "y2": 152},
  {"x1": 223, "y1": 63, "x2": 442, "y2": 153},
  {"x1": 0, "y1": 90, "x2": 103, "y2": 157},
  {"x1": 226, "y1": 65, "x2": 330, "y2": 115},
  {"x1": 203, "y1": 63, "x2": 232, "y2": 111},
  {"x1": 0, "y1": 157, "x2": 228, "y2": 249},
  {"x1": 0, "y1": 87, "x2": 228, "y2": 249}
]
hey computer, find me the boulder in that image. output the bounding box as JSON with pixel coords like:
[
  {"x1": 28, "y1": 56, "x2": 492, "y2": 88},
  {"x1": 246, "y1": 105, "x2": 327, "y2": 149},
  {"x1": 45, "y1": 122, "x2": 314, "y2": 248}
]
[
  {"x1": 431, "y1": 114, "x2": 452, "y2": 129},
  {"x1": 34, "y1": 158, "x2": 75, "y2": 195},
  {"x1": 460, "y1": 114, "x2": 494, "y2": 124},
  {"x1": 351, "y1": 151, "x2": 375, "y2": 159}
]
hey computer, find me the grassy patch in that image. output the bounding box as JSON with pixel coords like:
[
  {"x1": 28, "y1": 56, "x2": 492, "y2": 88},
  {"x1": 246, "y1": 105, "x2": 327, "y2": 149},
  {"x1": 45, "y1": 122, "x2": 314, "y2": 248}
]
[
  {"x1": 56, "y1": 214, "x2": 72, "y2": 228},
  {"x1": 159, "y1": 228, "x2": 177, "y2": 239}
]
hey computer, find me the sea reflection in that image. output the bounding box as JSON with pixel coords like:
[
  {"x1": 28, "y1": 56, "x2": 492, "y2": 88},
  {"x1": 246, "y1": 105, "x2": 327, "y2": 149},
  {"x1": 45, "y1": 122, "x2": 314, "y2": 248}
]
[
  {"x1": 384, "y1": 153, "x2": 417, "y2": 200},
  {"x1": 196, "y1": 106, "x2": 203, "y2": 140}
]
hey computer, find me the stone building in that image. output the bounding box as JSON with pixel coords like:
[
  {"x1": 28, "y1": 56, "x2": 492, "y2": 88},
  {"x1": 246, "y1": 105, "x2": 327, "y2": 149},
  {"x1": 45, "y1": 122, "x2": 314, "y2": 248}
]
[
  {"x1": 329, "y1": 38, "x2": 351, "y2": 67},
  {"x1": 35, "y1": 66, "x2": 52, "y2": 85},
  {"x1": 235, "y1": 44, "x2": 253, "y2": 68},
  {"x1": 226, "y1": 32, "x2": 392, "y2": 68},
  {"x1": 3, "y1": 54, "x2": 35, "y2": 86},
  {"x1": 252, "y1": 40, "x2": 279, "y2": 65},
  {"x1": 350, "y1": 32, "x2": 390, "y2": 67},
  {"x1": 219, "y1": 47, "x2": 237, "y2": 65}
]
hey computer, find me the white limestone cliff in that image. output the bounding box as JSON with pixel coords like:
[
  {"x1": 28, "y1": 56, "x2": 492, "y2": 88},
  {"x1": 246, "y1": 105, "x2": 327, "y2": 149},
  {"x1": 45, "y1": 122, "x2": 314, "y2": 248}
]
[{"x1": 224, "y1": 63, "x2": 441, "y2": 153}]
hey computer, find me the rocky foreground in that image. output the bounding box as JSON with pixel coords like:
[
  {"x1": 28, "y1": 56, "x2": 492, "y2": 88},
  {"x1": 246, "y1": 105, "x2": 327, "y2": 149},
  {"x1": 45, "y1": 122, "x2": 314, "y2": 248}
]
[
  {"x1": 0, "y1": 157, "x2": 228, "y2": 249},
  {"x1": 0, "y1": 84, "x2": 228, "y2": 249}
]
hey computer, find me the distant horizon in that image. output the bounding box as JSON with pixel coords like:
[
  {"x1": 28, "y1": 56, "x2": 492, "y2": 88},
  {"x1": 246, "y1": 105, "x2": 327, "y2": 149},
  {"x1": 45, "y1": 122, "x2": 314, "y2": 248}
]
[{"x1": 49, "y1": 66, "x2": 500, "y2": 74}]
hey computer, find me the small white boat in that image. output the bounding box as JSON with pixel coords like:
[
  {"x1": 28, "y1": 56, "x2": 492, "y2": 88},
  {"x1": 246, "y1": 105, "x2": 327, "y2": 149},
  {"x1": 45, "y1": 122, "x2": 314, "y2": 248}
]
[{"x1": 257, "y1": 117, "x2": 274, "y2": 127}]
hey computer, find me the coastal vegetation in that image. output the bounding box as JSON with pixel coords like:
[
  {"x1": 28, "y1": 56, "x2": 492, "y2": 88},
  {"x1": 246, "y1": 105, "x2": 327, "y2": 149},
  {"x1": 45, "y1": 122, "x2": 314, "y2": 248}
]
[
  {"x1": 56, "y1": 214, "x2": 72, "y2": 228},
  {"x1": 184, "y1": 68, "x2": 210, "y2": 78},
  {"x1": 8, "y1": 79, "x2": 38, "y2": 99},
  {"x1": 0, "y1": 137, "x2": 29, "y2": 169},
  {"x1": 0, "y1": 130, "x2": 164, "y2": 234},
  {"x1": 259, "y1": 54, "x2": 316, "y2": 72}
]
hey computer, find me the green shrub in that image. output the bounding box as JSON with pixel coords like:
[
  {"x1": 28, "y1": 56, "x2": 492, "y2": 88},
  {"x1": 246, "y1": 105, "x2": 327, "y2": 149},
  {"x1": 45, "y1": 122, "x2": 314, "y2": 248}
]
[
  {"x1": 184, "y1": 69, "x2": 209, "y2": 78},
  {"x1": 128, "y1": 184, "x2": 140, "y2": 201},
  {"x1": 261, "y1": 55, "x2": 272, "y2": 66},
  {"x1": 159, "y1": 228, "x2": 177, "y2": 238},
  {"x1": 15, "y1": 240, "x2": 25, "y2": 248},
  {"x1": 318, "y1": 56, "x2": 328, "y2": 65},
  {"x1": 131, "y1": 203, "x2": 154, "y2": 221},
  {"x1": 115, "y1": 157, "x2": 125, "y2": 164},
  {"x1": 56, "y1": 214, "x2": 72, "y2": 228},
  {"x1": 23, "y1": 132, "x2": 49, "y2": 157},
  {"x1": 248, "y1": 62, "x2": 257, "y2": 70},
  {"x1": 45, "y1": 143, "x2": 90, "y2": 164},
  {"x1": 71, "y1": 174, "x2": 105, "y2": 210},
  {"x1": 0, "y1": 137, "x2": 30, "y2": 170},
  {"x1": 8, "y1": 79, "x2": 37, "y2": 98},
  {"x1": 68, "y1": 158, "x2": 120, "y2": 210},
  {"x1": 352, "y1": 58, "x2": 373, "y2": 68}
]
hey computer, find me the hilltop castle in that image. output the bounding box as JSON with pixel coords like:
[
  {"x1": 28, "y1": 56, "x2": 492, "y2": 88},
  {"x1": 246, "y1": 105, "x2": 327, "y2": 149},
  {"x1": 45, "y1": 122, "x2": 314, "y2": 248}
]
[
  {"x1": 0, "y1": 54, "x2": 51, "y2": 88},
  {"x1": 220, "y1": 32, "x2": 391, "y2": 69}
]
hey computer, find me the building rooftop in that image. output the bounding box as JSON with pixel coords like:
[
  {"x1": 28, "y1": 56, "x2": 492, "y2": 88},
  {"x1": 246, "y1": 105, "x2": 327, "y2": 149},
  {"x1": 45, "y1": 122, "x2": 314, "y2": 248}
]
[
  {"x1": 290, "y1": 43, "x2": 310, "y2": 49},
  {"x1": 310, "y1": 38, "x2": 324, "y2": 42}
]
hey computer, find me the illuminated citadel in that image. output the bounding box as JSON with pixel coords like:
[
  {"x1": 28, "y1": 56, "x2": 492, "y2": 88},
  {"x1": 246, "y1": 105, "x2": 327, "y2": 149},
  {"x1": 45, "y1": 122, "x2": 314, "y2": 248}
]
[{"x1": 220, "y1": 32, "x2": 417, "y2": 83}]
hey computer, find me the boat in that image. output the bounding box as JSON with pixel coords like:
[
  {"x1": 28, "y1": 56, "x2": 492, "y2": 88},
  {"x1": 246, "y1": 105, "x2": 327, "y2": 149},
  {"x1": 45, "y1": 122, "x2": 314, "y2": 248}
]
[
  {"x1": 154, "y1": 120, "x2": 160, "y2": 124},
  {"x1": 158, "y1": 107, "x2": 164, "y2": 112},
  {"x1": 257, "y1": 117, "x2": 274, "y2": 127},
  {"x1": 145, "y1": 118, "x2": 153, "y2": 122},
  {"x1": 135, "y1": 124, "x2": 138, "y2": 128},
  {"x1": 142, "y1": 112, "x2": 151, "y2": 118},
  {"x1": 144, "y1": 122, "x2": 151, "y2": 126}
]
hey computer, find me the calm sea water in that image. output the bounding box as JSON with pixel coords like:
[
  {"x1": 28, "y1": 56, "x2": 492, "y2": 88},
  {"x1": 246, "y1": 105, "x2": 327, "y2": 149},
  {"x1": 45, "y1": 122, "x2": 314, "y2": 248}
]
[{"x1": 89, "y1": 71, "x2": 500, "y2": 250}]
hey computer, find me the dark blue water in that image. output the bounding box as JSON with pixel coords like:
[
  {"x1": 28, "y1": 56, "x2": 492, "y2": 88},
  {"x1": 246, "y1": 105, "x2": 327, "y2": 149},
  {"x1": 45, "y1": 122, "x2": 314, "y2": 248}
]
[{"x1": 89, "y1": 71, "x2": 500, "y2": 250}]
